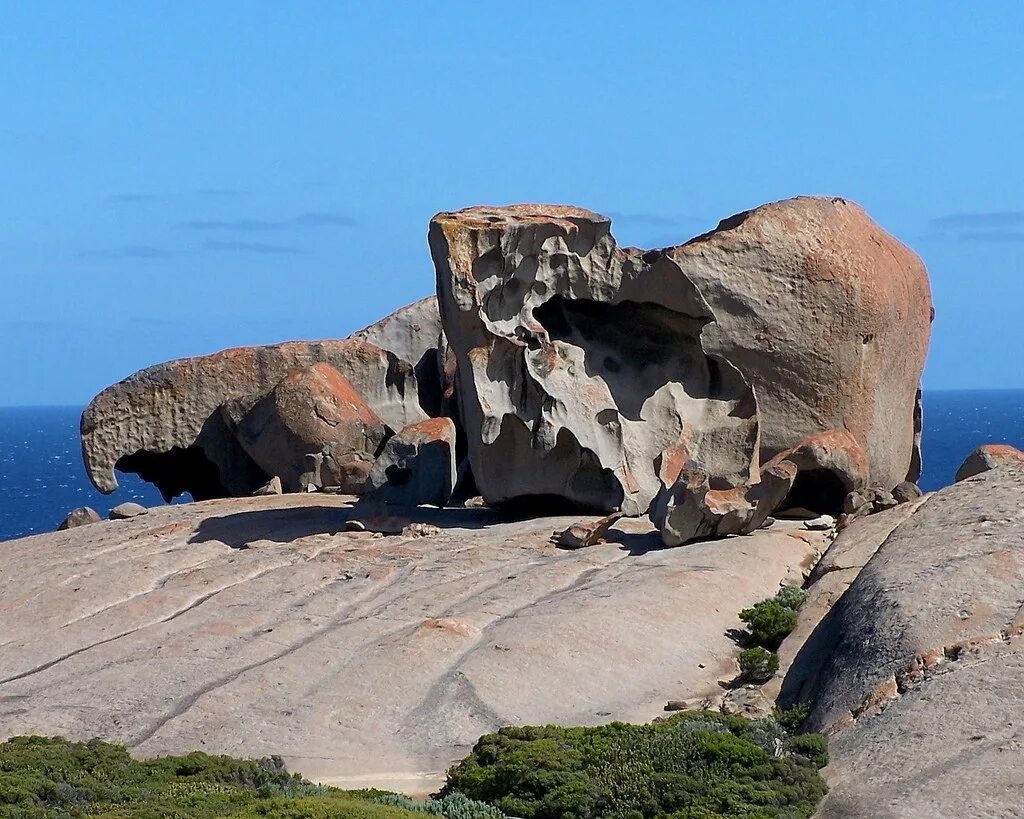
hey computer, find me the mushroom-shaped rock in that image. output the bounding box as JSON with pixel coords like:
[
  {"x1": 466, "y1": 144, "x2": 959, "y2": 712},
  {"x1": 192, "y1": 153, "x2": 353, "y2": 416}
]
[
  {"x1": 430, "y1": 204, "x2": 759, "y2": 516},
  {"x1": 227, "y1": 363, "x2": 389, "y2": 493},
  {"x1": 763, "y1": 429, "x2": 870, "y2": 515},
  {"x1": 366, "y1": 417, "x2": 457, "y2": 508},
  {"x1": 668, "y1": 196, "x2": 932, "y2": 489},
  {"x1": 82, "y1": 340, "x2": 425, "y2": 501},
  {"x1": 954, "y1": 443, "x2": 1024, "y2": 482}
]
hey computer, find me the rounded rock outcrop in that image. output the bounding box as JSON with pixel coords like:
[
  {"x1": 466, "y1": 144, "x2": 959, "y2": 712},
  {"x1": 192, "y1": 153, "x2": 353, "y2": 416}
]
[
  {"x1": 231, "y1": 363, "x2": 389, "y2": 494},
  {"x1": 668, "y1": 196, "x2": 932, "y2": 489},
  {"x1": 954, "y1": 443, "x2": 1024, "y2": 482}
]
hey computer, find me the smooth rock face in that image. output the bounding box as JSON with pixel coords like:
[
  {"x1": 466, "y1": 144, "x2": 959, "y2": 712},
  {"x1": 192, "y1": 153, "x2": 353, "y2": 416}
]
[
  {"x1": 431, "y1": 204, "x2": 759, "y2": 516},
  {"x1": 668, "y1": 196, "x2": 932, "y2": 489},
  {"x1": 366, "y1": 417, "x2": 457, "y2": 508},
  {"x1": 764, "y1": 429, "x2": 870, "y2": 514},
  {"x1": 229, "y1": 363, "x2": 389, "y2": 493},
  {"x1": 82, "y1": 340, "x2": 426, "y2": 500},
  {"x1": 790, "y1": 469, "x2": 1024, "y2": 817},
  {"x1": 954, "y1": 442, "x2": 1024, "y2": 482},
  {"x1": 109, "y1": 502, "x2": 148, "y2": 520},
  {"x1": 57, "y1": 507, "x2": 101, "y2": 530},
  {"x1": 0, "y1": 495, "x2": 825, "y2": 794},
  {"x1": 349, "y1": 297, "x2": 445, "y2": 417}
]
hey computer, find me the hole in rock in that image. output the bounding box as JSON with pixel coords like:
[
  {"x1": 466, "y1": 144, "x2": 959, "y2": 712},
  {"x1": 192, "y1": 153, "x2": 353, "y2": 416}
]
[
  {"x1": 781, "y1": 468, "x2": 848, "y2": 515},
  {"x1": 533, "y1": 296, "x2": 729, "y2": 421},
  {"x1": 116, "y1": 446, "x2": 231, "y2": 503}
]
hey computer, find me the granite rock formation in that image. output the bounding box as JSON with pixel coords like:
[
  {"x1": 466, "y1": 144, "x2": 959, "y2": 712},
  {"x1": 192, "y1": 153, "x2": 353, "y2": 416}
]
[
  {"x1": 783, "y1": 468, "x2": 1024, "y2": 817},
  {"x1": 349, "y1": 296, "x2": 446, "y2": 417},
  {"x1": 366, "y1": 417, "x2": 457, "y2": 508},
  {"x1": 954, "y1": 442, "x2": 1024, "y2": 482},
  {"x1": 82, "y1": 340, "x2": 425, "y2": 500},
  {"x1": 667, "y1": 196, "x2": 932, "y2": 489},
  {"x1": 227, "y1": 363, "x2": 388, "y2": 493},
  {"x1": 650, "y1": 447, "x2": 795, "y2": 546},
  {"x1": 762, "y1": 429, "x2": 870, "y2": 514},
  {"x1": 430, "y1": 204, "x2": 760, "y2": 516}
]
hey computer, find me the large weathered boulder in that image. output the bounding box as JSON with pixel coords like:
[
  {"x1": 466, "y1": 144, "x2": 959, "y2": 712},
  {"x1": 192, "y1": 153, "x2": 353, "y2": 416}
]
[
  {"x1": 953, "y1": 442, "x2": 1024, "y2": 482},
  {"x1": 762, "y1": 428, "x2": 870, "y2": 514},
  {"x1": 667, "y1": 196, "x2": 932, "y2": 489},
  {"x1": 366, "y1": 417, "x2": 457, "y2": 507},
  {"x1": 0, "y1": 494, "x2": 827, "y2": 794},
  {"x1": 349, "y1": 297, "x2": 446, "y2": 417},
  {"x1": 82, "y1": 340, "x2": 426, "y2": 501},
  {"x1": 430, "y1": 204, "x2": 759, "y2": 516},
  {"x1": 785, "y1": 468, "x2": 1024, "y2": 817},
  {"x1": 226, "y1": 363, "x2": 388, "y2": 493}
]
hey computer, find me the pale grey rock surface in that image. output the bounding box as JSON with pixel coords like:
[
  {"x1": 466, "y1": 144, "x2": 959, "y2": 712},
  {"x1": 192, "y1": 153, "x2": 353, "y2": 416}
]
[
  {"x1": 668, "y1": 196, "x2": 932, "y2": 490},
  {"x1": 348, "y1": 296, "x2": 445, "y2": 417},
  {"x1": 82, "y1": 340, "x2": 426, "y2": 500},
  {"x1": 0, "y1": 494, "x2": 827, "y2": 794},
  {"x1": 791, "y1": 469, "x2": 1024, "y2": 817},
  {"x1": 431, "y1": 204, "x2": 759, "y2": 516}
]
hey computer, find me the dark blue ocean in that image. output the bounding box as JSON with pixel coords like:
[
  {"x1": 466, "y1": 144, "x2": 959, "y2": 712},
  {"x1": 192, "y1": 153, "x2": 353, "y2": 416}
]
[{"x1": 1, "y1": 391, "x2": 1023, "y2": 542}]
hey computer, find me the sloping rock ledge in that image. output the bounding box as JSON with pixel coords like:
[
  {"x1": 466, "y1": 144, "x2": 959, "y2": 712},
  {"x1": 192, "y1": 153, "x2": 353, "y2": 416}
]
[{"x1": 0, "y1": 496, "x2": 827, "y2": 793}]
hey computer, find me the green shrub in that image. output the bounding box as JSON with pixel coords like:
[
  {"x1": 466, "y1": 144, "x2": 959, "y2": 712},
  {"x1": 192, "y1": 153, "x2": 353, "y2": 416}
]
[
  {"x1": 773, "y1": 585, "x2": 808, "y2": 612},
  {"x1": 0, "y1": 735, "x2": 432, "y2": 819},
  {"x1": 738, "y1": 600, "x2": 798, "y2": 649},
  {"x1": 377, "y1": 791, "x2": 506, "y2": 819},
  {"x1": 785, "y1": 734, "x2": 829, "y2": 769},
  {"x1": 773, "y1": 702, "x2": 811, "y2": 735},
  {"x1": 737, "y1": 647, "x2": 779, "y2": 683},
  {"x1": 442, "y1": 711, "x2": 827, "y2": 818}
]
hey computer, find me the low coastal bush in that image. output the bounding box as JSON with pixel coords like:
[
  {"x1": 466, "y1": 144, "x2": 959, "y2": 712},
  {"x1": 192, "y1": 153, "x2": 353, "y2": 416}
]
[
  {"x1": 0, "y1": 735, "x2": 485, "y2": 819},
  {"x1": 441, "y1": 710, "x2": 828, "y2": 819},
  {"x1": 737, "y1": 647, "x2": 779, "y2": 683},
  {"x1": 738, "y1": 586, "x2": 807, "y2": 651}
]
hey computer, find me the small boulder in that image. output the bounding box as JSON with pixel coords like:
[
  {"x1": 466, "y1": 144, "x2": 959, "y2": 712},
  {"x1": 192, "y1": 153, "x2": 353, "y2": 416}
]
[
  {"x1": 253, "y1": 476, "x2": 283, "y2": 496},
  {"x1": 109, "y1": 502, "x2": 148, "y2": 520},
  {"x1": 232, "y1": 363, "x2": 388, "y2": 493},
  {"x1": 954, "y1": 443, "x2": 1024, "y2": 482},
  {"x1": 57, "y1": 507, "x2": 101, "y2": 530},
  {"x1": 892, "y1": 480, "x2": 923, "y2": 503},
  {"x1": 366, "y1": 417, "x2": 457, "y2": 508},
  {"x1": 553, "y1": 512, "x2": 624, "y2": 549},
  {"x1": 866, "y1": 486, "x2": 898, "y2": 512}
]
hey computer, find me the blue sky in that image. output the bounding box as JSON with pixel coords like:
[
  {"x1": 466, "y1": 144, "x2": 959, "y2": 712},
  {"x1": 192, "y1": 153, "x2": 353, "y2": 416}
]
[{"x1": 2, "y1": 2, "x2": 1022, "y2": 406}]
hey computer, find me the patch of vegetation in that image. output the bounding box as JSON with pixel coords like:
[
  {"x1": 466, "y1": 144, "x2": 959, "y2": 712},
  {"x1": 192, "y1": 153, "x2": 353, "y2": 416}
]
[
  {"x1": 441, "y1": 710, "x2": 828, "y2": 819},
  {"x1": 737, "y1": 601, "x2": 796, "y2": 650},
  {"x1": 737, "y1": 647, "x2": 779, "y2": 683},
  {"x1": 377, "y1": 791, "x2": 506, "y2": 819},
  {"x1": 0, "y1": 736, "x2": 494, "y2": 819},
  {"x1": 773, "y1": 703, "x2": 811, "y2": 735}
]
